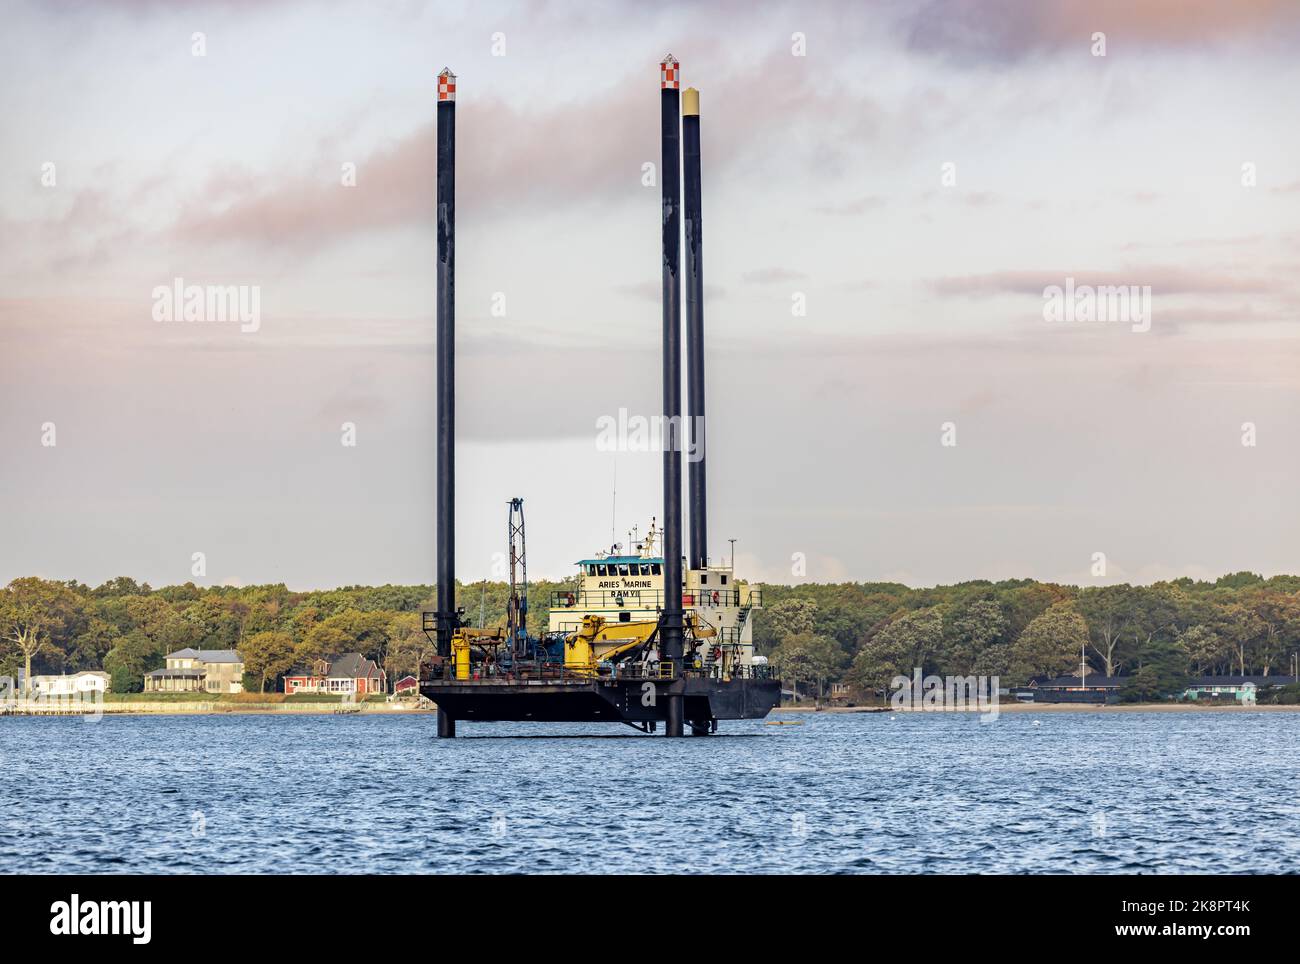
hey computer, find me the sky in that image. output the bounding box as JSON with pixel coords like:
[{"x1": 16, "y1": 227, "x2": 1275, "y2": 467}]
[{"x1": 2, "y1": 0, "x2": 1299, "y2": 590}]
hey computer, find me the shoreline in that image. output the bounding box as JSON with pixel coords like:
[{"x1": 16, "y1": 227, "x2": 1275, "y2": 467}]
[
  {"x1": 1, "y1": 700, "x2": 433, "y2": 717},
  {"x1": 773, "y1": 701, "x2": 1300, "y2": 713},
  {"x1": 6, "y1": 701, "x2": 1297, "y2": 717}
]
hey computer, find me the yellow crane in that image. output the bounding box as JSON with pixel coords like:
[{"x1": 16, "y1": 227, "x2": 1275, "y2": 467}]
[{"x1": 563, "y1": 612, "x2": 716, "y2": 678}]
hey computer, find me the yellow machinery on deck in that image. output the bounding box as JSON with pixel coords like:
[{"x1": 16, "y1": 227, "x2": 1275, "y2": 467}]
[
  {"x1": 563, "y1": 612, "x2": 715, "y2": 678},
  {"x1": 450, "y1": 626, "x2": 507, "y2": 680},
  {"x1": 446, "y1": 612, "x2": 718, "y2": 681}
]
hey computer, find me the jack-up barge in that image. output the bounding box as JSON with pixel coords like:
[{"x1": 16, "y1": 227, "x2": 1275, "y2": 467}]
[{"x1": 420, "y1": 57, "x2": 781, "y2": 736}]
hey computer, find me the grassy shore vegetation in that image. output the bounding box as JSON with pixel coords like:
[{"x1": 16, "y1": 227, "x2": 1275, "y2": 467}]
[{"x1": 2, "y1": 573, "x2": 1298, "y2": 700}]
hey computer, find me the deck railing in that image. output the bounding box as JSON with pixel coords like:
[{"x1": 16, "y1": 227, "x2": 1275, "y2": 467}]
[
  {"x1": 419, "y1": 660, "x2": 773, "y2": 684},
  {"x1": 549, "y1": 588, "x2": 754, "y2": 611}
]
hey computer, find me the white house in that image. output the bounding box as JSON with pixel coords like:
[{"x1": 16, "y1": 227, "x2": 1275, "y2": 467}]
[{"x1": 20, "y1": 671, "x2": 110, "y2": 697}]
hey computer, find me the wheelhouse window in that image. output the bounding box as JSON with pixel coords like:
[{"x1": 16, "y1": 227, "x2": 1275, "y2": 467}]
[
  {"x1": 651, "y1": 564, "x2": 662, "y2": 576},
  {"x1": 618, "y1": 565, "x2": 630, "y2": 576}
]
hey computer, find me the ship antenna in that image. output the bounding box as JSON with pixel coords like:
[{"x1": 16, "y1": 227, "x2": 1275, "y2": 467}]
[{"x1": 610, "y1": 459, "x2": 618, "y2": 552}]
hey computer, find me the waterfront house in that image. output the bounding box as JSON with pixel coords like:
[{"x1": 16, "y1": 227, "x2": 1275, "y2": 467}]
[
  {"x1": 144, "y1": 648, "x2": 245, "y2": 694},
  {"x1": 394, "y1": 675, "x2": 419, "y2": 695},
  {"x1": 283, "y1": 653, "x2": 387, "y2": 696},
  {"x1": 18, "y1": 671, "x2": 109, "y2": 697},
  {"x1": 283, "y1": 658, "x2": 330, "y2": 694},
  {"x1": 1030, "y1": 674, "x2": 1123, "y2": 704},
  {"x1": 1182, "y1": 675, "x2": 1294, "y2": 704}
]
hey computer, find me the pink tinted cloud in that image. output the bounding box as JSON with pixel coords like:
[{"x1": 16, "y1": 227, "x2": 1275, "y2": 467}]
[
  {"x1": 902, "y1": 0, "x2": 1300, "y2": 62},
  {"x1": 169, "y1": 52, "x2": 880, "y2": 251}
]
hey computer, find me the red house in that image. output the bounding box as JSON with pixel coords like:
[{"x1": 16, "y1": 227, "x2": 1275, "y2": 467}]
[
  {"x1": 394, "y1": 675, "x2": 419, "y2": 695},
  {"x1": 284, "y1": 653, "x2": 386, "y2": 696}
]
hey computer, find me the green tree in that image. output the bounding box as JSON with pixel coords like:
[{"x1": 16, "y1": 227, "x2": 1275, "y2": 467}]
[
  {"x1": 754, "y1": 599, "x2": 818, "y2": 655},
  {"x1": 70, "y1": 617, "x2": 119, "y2": 671},
  {"x1": 1077, "y1": 585, "x2": 1134, "y2": 676},
  {"x1": 1120, "y1": 636, "x2": 1190, "y2": 702},
  {"x1": 125, "y1": 595, "x2": 201, "y2": 653},
  {"x1": 1177, "y1": 624, "x2": 1225, "y2": 674},
  {"x1": 1009, "y1": 604, "x2": 1088, "y2": 684},
  {"x1": 770, "y1": 632, "x2": 846, "y2": 702},
  {"x1": 102, "y1": 630, "x2": 165, "y2": 693},
  {"x1": 238, "y1": 631, "x2": 296, "y2": 693},
  {"x1": 1249, "y1": 591, "x2": 1300, "y2": 676},
  {"x1": 849, "y1": 606, "x2": 944, "y2": 691},
  {"x1": 1217, "y1": 603, "x2": 1265, "y2": 676},
  {"x1": 943, "y1": 598, "x2": 1006, "y2": 675}
]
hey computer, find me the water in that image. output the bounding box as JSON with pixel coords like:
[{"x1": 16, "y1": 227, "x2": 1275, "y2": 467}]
[{"x1": 2, "y1": 711, "x2": 1296, "y2": 874}]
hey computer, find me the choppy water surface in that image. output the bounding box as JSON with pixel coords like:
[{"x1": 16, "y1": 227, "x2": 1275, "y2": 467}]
[{"x1": 2, "y1": 711, "x2": 1296, "y2": 874}]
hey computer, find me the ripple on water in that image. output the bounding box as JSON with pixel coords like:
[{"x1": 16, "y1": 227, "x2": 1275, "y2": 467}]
[{"x1": 1, "y1": 712, "x2": 1297, "y2": 873}]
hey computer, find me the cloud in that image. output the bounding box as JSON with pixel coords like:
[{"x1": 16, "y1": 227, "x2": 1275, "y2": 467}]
[
  {"x1": 900, "y1": 0, "x2": 1300, "y2": 64},
  {"x1": 164, "y1": 48, "x2": 885, "y2": 253}
]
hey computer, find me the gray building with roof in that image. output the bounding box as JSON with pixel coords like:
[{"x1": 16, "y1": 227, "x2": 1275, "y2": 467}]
[{"x1": 144, "y1": 648, "x2": 245, "y2": 694}]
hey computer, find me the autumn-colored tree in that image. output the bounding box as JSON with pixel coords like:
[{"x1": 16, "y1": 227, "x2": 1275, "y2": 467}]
[
  {"x1": 384, "y1": 613, "x2": 429, "y2": 682},
  {"x1": 295, "y1": 624, "x2": 353, "y2": 664},
  {"x1": 1, "y1": 578, "x2": 79, "y2": 693}
]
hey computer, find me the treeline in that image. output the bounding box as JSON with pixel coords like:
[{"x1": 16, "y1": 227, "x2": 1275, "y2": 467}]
[
  {"x1": 4, "y1": 572, "x2": 1299, "y2": 698},
  {"x1": 754, "y1": 574, "x2": 1300, "y2": 700},
  {"x1": 0, "y1": 576, "x2": 567, "y2": 694}
]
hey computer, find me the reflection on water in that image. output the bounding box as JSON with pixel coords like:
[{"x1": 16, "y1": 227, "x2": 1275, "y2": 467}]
[{"x1": 2, "y1": 711, "x2": 1296, "y2": 874}]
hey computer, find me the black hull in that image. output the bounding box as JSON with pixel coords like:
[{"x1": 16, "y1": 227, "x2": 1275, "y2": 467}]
[{"x1": 419, "y1": 676, "x2": 781, "y2": 726}]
